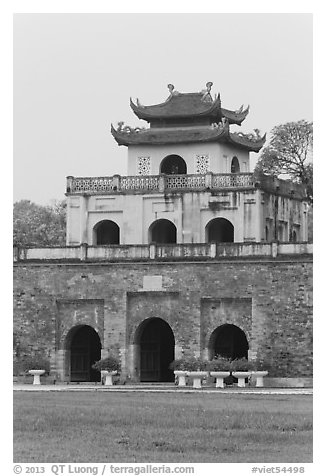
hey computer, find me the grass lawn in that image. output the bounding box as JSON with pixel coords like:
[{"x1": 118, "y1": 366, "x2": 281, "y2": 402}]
[{"x1": 13, "y1": 391, "x2": 312, "y2": 463}]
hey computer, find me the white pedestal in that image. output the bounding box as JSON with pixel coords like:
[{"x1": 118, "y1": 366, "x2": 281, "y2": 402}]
[
  {"x1": 232, "y1": 372, "x2": 251, "y2": 388},
  {"x1": 28, "y1": 370, "x2": 45, "y2": 385},
  {"x1": 210, "y1": 371, "x2": 230, "y2": 388},
  {"x1": 174, "y1": 371, "x2": 187, "y2": 387}
]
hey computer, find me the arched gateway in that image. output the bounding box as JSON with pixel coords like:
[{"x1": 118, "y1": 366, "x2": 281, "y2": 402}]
[
  {"x1": 135, "y1": 318, "x2": 175, "y2": 382},
  {"x1": 65, "y1": 325, "x2": 101, "y2": 382}
]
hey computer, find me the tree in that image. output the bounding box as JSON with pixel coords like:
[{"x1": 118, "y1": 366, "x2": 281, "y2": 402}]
[
  {"x1": 254, "y1": 120, "x2": 313, "y2": 202},
  {"x1": 13, "y1": 200, "x2": 66, "y2": 246}
]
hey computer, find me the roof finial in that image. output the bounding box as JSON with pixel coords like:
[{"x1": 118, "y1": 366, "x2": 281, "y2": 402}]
[
  {"x1": 167, "y1": 84, "x2": 174, "y2": 94},
  {"x1": 206, "y1": 81, "x2": 213, "y2": 92},
  {"x1": 202, "y1": 81, "x2": 213, "y2": 103}
]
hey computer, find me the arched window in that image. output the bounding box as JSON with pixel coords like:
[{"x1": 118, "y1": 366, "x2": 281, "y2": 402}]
[
  {"x1": 265, "y1": 225, "x2": 269, "y2": 242},
  {"x1": 94, "y1": 220, "x2": 120, "y2": 245},
  {"x1": 206, "y1": 218, "x2": 234, "y2": 243},
  {"x1": 231, "y1": 156, "x2": 240, "y2": 173},
  {"x1": 149, "y1": 219, "x2": 177, "y2": 244},
  {"x1": 160, "y1": 155, "x2": 187, "y2": 175}
]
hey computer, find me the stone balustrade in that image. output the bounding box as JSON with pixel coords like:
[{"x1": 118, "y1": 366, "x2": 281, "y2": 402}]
[
  {"x1": 66, "y1": 172, "x2": 255, "y2": 195},
  {"x1": 13, "y1": 242, "x2": 312, "y2": 263}
]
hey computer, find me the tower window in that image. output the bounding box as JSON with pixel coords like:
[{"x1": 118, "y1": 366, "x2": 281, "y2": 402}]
[
  {"x1": 160, "y1": 155, "x2": 187, "y2": 175},
  {"x1": 231, "y1": 156, "x2": 240, "y2": 173}
]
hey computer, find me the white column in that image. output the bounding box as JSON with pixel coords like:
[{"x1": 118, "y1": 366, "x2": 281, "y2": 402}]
[
  {"x1": 255, "y1": 190, "x2": 263, "y2": 242},
  {"x1": 79, "y1": 195, "x2": 89, "y2": 244}
]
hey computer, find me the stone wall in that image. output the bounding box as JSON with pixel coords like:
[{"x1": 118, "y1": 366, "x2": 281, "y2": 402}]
[{"x1": 13, "y1": 256, "x2": 313, "y2": 380}]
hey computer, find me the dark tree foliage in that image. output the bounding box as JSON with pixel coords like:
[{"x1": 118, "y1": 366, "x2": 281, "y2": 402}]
[
  {"x1": 13, "y1": 200, "x2": 66, "y2": 246},
  {"x1": 254, "y1": 120, "x2": 313, "y2": 202}
]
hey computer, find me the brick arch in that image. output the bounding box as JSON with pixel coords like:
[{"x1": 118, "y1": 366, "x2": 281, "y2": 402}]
[
  {"x1": 130, "y1": 317, "x2": 176, "y2": 382},
  {"x1": 61, "y1": 324, "x2": 103, "y2": 382},
  {"x1": 56, "y1": 299, "x2": 105, "y2": 352},
  {"x1": 207, "y1": 323, "x2": 249, "y2": 360},
  {"x1": 63, "y1": 323, "x2": 103, "y2": 351},
  {"x1": 59, "y1": 319, "x2": 104, "y2": 352},
  {"x1": 130, "y1": 316, "x2": 177, "y2": 346}
]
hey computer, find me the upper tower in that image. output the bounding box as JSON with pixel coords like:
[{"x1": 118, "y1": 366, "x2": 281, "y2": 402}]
[
  {"x1": 65, "y1": 82, "x2": 308, "y2": 247},
  {"x1": 111, "y1": 82, "x2": 266, "y2": 176}
]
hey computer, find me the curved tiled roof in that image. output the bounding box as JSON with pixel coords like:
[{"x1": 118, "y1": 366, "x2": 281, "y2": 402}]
[
  {"x1": 130, "y1": 93, "x2": 222, "y2": 121},
  {"x1": 221, "y1": 106, "x2": 249, "y2": 126},
  {"x1": 111, "y1": 123, "x2": 266, "y2": 152},
  {"x1": 130, "y1": 91, "x2": 249, "y2": 126}
]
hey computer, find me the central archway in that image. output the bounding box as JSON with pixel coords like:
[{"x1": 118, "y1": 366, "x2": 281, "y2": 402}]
[
  {"x1": 149, "y1": 219, "x2": 177, "y2": 244},
  {"x1": 206, "y1": 218, "x2": 234, "y2": 243},
  {"x1": 208, "y1": 324, "x2": 249, "y2": 360},
  {"x1": 137, "y1": 318, "x2": 175, "y2": 382},
  {"x1": 160, "y1": 155, "x2": 187, "y2": 175},
  {"x1": 67, "y1": 325, "x2": 102, "y2": 382}
]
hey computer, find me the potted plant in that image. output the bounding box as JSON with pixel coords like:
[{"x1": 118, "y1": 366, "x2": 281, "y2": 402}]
[
  {"x1": 251, "y1": 358, "x2": 269, "y2": 387},
  {"x1": 92, "y1": 355, "x2": 121, "y2": 386},
  {"x1": 207, "y1": 356, "x2": 231, "y2": 388},
  {"x1": 230, "y1": 357, "x2": 254, "y2": 388},
  {"x1": 22, "y1": 354, "x2": 50, "y2": 385},
  {"x1": 185, "y1": 357, "x2": 208, "y2": 389},
  {"x1": 169, "y1": 359, "x2": 188, "y2": 387}
]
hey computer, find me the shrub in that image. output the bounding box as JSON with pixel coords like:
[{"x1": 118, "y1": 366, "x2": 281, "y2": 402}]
[
  {"x1": 206, "y1": 356, "x2": 231, "y2": 371},
  {"x1": 169, "y1": 359, "x2": 187, "y2": 371},
  {"x1": 184, "y1": 357, "x2": 207, "y2": 371},
  {"x1": 92, "y1": 356, "x2": 120, "y2": 372},
  {"x1": 170, "y1": 357, "x2": 207, "y2": 371},
  {"x1": 21, "y1": 354, "x2": 51, "y2": 374},
  {"x1": 252, "y1": 357, "x2": 269, "y2": 371},
  {"x1": 230, "y1": 357, "x2": 254, "y2": 372}
]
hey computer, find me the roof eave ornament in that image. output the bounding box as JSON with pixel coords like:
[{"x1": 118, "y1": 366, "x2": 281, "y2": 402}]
[
  {"x1": 217, "y1": 117, "x2": 229, "y2": 134},
  {"x1": 136, "y1": 98, "x2": 144, "y2": 108}
]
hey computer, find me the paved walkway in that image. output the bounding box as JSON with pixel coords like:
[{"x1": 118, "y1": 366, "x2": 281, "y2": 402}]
[{"x1": 13, "y1": 384, "x2": 312, "y2": 395}]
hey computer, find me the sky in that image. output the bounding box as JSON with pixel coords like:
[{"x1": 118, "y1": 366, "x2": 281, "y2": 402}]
[{"x1": 13, "y1": 13, "x2": 313, "y2": 205}]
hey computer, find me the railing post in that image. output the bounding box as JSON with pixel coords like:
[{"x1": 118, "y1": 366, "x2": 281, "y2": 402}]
[
  {"x1": 271, "y1": 241, "x2": 278, "y2": 258},
  {"x1": 13, "y1": 245, "x2": 20, "y2": 262},
  {"x1": 80, "y1": 243, "x2": 88, "y2": 261},
  {"x1": 158, "y1": 175, "x2": 166, "y2": 193},
  {"x1": 205, "y1": 172, "x2": 213, "y2": 189},
  {"x1": 149, "y1": 243, "x2": 156, "y2": 260},
  {"x1": 66, "y1": 176, "x2": 74, "y2": 193},
  {"x1": 112, "y1": 174, "x2": 121, "y2": 191},
  {"x1": 209, "y1": 242, "x2": 216, "y2": 258}
]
